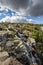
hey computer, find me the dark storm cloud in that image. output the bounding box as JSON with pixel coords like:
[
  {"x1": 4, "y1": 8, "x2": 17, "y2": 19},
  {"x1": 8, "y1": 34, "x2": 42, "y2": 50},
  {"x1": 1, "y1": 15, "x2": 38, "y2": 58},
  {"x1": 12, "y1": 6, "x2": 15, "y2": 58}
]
[
  {"x1": 0, "y1": 0, "x2": 43, "y2": 16},
  {"x1": 6, "y1": 0, "x2": 29, "y2": 9},
  {"x1": 27, "y1": 0, "x2": 43, "y2": 16}
]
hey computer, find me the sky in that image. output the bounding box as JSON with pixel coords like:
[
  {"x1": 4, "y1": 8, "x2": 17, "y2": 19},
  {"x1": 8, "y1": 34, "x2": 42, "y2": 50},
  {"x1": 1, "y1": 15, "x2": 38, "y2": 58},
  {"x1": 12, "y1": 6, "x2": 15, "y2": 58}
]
[{"x1": 0, "y1": 0, "x2": 43, "y2": 24}]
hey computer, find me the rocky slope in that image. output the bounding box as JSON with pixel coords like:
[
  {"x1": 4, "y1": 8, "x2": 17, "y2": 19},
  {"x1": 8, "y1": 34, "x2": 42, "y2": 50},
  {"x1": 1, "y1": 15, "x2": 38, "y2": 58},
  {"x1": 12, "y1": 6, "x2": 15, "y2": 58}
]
[{"x1": 0, "y1": 23, "x2": 43, "y2": 65}]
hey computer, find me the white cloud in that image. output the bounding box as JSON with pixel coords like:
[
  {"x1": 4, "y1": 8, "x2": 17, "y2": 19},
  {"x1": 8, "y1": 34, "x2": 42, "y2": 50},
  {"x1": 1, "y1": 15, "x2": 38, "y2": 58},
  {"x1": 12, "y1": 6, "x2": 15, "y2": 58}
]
[
  {"x1": 12, "y1": 12, "x2": 14, "y2": 16},
  {"x1": 5, "y1": 8, "x2": 8, "y2": 12},
  {"x1": 26, "y1": 18, "x2": 34, "y2": 23},
  {"x1": 0, "y1": 6, "x2": 9, "y2": 12},
  {"x1": 28, "y1": 19, "x2": 33, "y2": 23},
  {"x1": 0, "y1": 16, "x2": 11, "y2": 22},
  {"x1": 0, "y1": 15, "x2": 34, "y2": 23},
  {"x1": 11, "y1": 16, "x2": 28, "y2": 22},
  {"x1": 29, "y1": 19, "x2": 33, "y2": 21},
  {"x1": 0, "y1": 6, "x2": 34, "y2": 23},
  {"x1": 0, "y1": 6, "x2": 23, "y2": 17},
  {"x1": 0, "y1": 16, "x2": 26, "y2": 22},
  {"x1": 0, "y1": 7, "x2": 4, "y2": 11}
]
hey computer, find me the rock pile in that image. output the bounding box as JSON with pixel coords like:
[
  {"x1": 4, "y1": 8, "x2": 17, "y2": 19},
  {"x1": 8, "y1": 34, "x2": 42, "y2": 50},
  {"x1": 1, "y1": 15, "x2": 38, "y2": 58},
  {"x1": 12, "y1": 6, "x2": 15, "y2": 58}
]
[{"x1": 0, "y1": 28, "x2": 42, "y2": 65}]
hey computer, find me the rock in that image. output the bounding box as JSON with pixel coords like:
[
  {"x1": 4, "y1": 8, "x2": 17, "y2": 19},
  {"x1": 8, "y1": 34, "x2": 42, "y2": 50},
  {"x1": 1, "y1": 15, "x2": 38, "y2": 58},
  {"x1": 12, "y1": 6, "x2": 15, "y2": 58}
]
[
  {"x1": 6, "y1": 41, "x2": 14, "y2": 47},
  {"x1": 0, "y1": 57, "x2": 12, "y2": 65},
  {"x1": 1, "y1": 57, "x2": 23, "y2": 65},
  {"x1": 0, "y1": 31, "x2": 7, "y2": 42},
  {"x1": 6, "y1": 41, "x2": 14, "y2": 51},
  {"x1": 0, "y1": 51, "x2": 9, "y2": 58},
  {"x1": 0, "y1": 47, "x2": 1, "y2": 51},
  {"x1": 29, "y1": 37, "x2": 36, "y2": 45},
  {"x1": 40, "y1": 26, "x2": 43, "y2": 31},
  {"x1": 30, "y1": 63, "x2": 38, "y2": 65},
  {"x1": 14, "y1": 35, "x2": 20, "y2": 40}
]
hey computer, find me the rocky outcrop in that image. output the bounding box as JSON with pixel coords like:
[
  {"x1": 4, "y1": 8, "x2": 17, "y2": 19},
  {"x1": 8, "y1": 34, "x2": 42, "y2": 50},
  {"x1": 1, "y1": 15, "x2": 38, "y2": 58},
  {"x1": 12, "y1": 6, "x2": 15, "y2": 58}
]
[{"x1": 0, "y1": 24, "x2": 42, "y2": 65}]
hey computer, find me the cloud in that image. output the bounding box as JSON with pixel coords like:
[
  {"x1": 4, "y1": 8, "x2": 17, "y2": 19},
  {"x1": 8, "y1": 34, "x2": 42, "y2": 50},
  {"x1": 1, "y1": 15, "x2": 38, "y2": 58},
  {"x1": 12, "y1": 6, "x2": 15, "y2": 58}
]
[
  {"x1": 0, "y1": 6, "x2": 19, "y2": 19},
  {"x1": 0, "y1": 0, "x2": 43, "y2": 16},
  {"x1": 0, "y1": 16, "x2": 27, "y2": 22},
  {"x1": 0, "y1": 6, "x2": 34, "y2": 23},
  {"x1": 27, "y1": 0, "x2": 43, "y2": 16},
  {"x1": 0, "y1": 15, "x2": 34, "y2": 23},
  {"x1": 0, "y1": 16, "x2": 10, "y2": 22}
]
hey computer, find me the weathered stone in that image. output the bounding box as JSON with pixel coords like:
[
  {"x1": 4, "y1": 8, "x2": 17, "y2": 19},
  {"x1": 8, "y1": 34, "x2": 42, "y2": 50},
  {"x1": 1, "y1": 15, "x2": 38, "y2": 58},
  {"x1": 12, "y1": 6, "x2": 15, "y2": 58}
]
[
  {"x1": 6, "y1": 41, "x2": 14, "y2": 50},
  {"x1": 0, "y1": 31, "x2": 7, "y2": 43},
  {"x1": 0, "y1": 51, "x2": 9, "y2": 58},
  {"x1": 29, "y1": 37, "x2": 36, "y2": 45}
]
